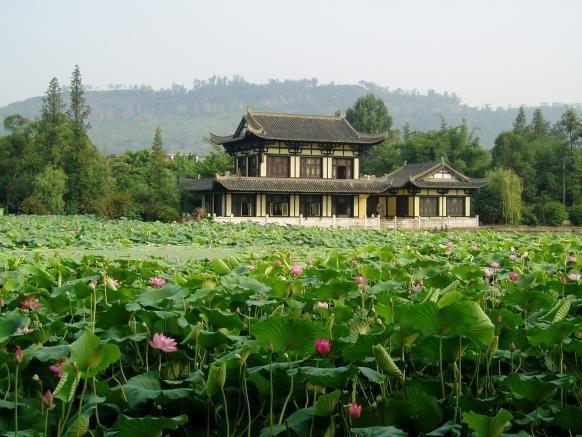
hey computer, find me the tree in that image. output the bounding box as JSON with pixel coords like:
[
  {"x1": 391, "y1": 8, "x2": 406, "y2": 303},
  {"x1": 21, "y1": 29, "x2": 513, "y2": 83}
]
[
  {"x1": 64, "y1": 65, "x2": 110, "y2": 212},
  {"x1": 513, "y1": 106, "x2": 527, "y2": 134},
  {"x1": 0, "y1": 115, "x2": 34, "y2": 211},
  {"x1": 491, "y1": 131, "x2": 536, "y2": 201},
  {"x1": 475, "y1": 167, "x2": 524, "y2": 225},
  {"x1": 150, "y1": 127, "x2": 166, "y2": 193},
  {"x1": 531, "y1": 108, "x2": 549, "y2": 140},
  {"x1": 37, "y1": 78, "x2": 68, "y2": 165},
  {"x1": 559, "y1": 108, "x2": 582, "y2": 151},
  {"x1": 557, "y1": 108, "x2": 582, "y2": 205},
  {"x1": 33, "y1": 165, "x2": 67, "y2": 214},
  {"x1": 345, "y1": 93, "x2": 393, "y2": 134}
]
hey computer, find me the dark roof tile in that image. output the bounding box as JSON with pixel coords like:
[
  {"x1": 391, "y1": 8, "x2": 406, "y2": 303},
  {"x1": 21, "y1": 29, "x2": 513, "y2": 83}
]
[{"x1": 211, "y1": 108, "x2": 388, "y2": 146}]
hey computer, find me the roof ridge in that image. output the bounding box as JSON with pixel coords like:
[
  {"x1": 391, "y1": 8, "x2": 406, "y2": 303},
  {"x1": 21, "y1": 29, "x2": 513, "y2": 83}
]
[{"x1": 250, "y1": 110, "x2": 343, "y2": 120}]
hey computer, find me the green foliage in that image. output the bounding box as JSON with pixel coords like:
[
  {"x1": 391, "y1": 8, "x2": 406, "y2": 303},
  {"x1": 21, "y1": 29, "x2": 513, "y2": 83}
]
[
  {"x1": 33, "y1": 165, "x2": 67, "y2": 214},
  {"x1": 479, "y1": 168, "x2": 522, "y2": 225},
  {"x1": 568, "y1": 204, "x2": 582, "y2": 225},
  {"x1": 20, "y1": 195, "x2": 49, "y2": 214},
  {"x1": 520, "y1": 210, "x2": 538, "y2": 226},
  {"x1": 345, "y1": 93, "x2": 393, "y2": 134},
  {"x1": 463, "y1": 409, "x2": 513, "y2": 437},
  {"x1": 541, "y1": 201, "x2": 568, "y2": 226},
  {"x1": 93, "y1": 192, "x2": 140, "y2": 219},
  {"x1": 0, "y1": 218, "x2": 580, "y2": 434}
]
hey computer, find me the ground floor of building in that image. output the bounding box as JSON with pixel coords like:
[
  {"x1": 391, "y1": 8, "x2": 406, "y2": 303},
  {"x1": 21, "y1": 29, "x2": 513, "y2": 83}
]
[{"x1": 197, "y1": 188, "x2": 473, "y2": 219}]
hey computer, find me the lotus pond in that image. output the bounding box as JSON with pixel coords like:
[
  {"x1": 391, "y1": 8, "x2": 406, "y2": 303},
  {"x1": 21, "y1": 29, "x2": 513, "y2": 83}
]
[{"x1": 0, "y1": 216, "x2": 581, "y2": 436}]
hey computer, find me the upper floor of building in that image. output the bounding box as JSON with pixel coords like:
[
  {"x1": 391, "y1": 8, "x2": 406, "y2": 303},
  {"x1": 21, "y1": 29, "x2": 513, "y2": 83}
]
[{"x1": 210, "y1": 108, "x2": 388, "y2": 180}]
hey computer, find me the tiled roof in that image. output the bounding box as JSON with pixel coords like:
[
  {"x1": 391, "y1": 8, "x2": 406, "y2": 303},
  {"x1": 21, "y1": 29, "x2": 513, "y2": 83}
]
[
  {"x1": 211, "y1": 108, "x2": 388, "y2": 146},
  {"x1": 180, "y1": 176, "x2": 391, "y2": 194},
  {"x1": 383, "y1": 159, "x2": 488, "y2": 189}
]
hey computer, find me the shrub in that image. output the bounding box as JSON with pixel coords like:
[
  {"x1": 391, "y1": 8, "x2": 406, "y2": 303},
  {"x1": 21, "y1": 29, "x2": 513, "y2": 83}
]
[
  {"x1": 143, "y1": 201, "x2": 180, "y2": 223},
  {"x1": 542, "y1": 202, "x2": 568, "y2": 226},
  {"x1": 521, "y1": 211, "x2": 538, "y2": 226},
  {"x1": 568, "y1": 204, "x2": 582, "y2": 226},
  {"x1": 93, "y1": 193, "x2": 141, "y2": 220},
  {"x1": 20, "y1": 196, "x2": 49, "y2": 215}
]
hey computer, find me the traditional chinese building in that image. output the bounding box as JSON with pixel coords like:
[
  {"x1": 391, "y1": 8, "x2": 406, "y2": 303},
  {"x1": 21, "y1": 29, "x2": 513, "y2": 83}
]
[{"x1": 180, "y1": 108, "x2": 488, "y2": 228}]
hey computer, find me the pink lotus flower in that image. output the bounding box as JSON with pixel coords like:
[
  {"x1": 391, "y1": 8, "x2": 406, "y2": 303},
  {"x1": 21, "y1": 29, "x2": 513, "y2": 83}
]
[
  {"x1": 148, "y1": 277, "x2": 166, "y2": 288},
  {"x1": 490, "y1": 261, "x2": 500, "y2": 270},
  {"x1": 508, "y1": 272, "x2": 520, "y2": 281},
  {"x1": 16, "y1": 326, "x2": 33, "y2": 334},
  {"x1": 447, "y1": 242, "x2": 454, "y2": 248},
  {"x1": 315, "y1": 338, "x2": 332, "y2": 355},
  {"x1": 411, "y1": 283, "x2": 423, "y2": 293},
  {"x1": 568, "y1": 256, "x2": 577, "y2": 264},
  {"x1": 0, "y1": 298, "x2": 4, "y2": 308},
  {"x1": 274, "y1": 259, "x2": 282, "y2": 266},
  {"x1": 354, "y1": 276, "x2": 365, "y2": 285},
  {"x1": 107, "y1": 278, "x2": 120, "y2": 290},
  {"x1": 470, "y1": 244, "x2": 478, "y2": 251},
  {"x1": 14, "y1": 346, "x2": 24, "y2": 364},
  {"x1": 20, "y1": 295, "x2": 42, "y2": 310},
  {"x1": 290, "y1": 263, "x2": 303, "y2": 277},
  {"x1": 149, "y1": 333, "x2": 178, "y2": 353},
  {"x1": 509, "y1": 254, "x2": 517, "y2": 261},
  {"x1": 568, "y1": 272, "x2": 581, "y2": 281},
  {"x1": 314, "y1": 301, "x2": 330, "y2": 310},
  {"x1": 49, "y1": 361, "x2": 64, "y2": 378},
  {"x1": 43, "y1": 390, "x2": 53, "y2": 408},
  {"x1": 483, "y1": 267, "x2": 493, "y2": 277},
  {"x1": 349, "y1": 403, "x2": 362, "y2": 418}
]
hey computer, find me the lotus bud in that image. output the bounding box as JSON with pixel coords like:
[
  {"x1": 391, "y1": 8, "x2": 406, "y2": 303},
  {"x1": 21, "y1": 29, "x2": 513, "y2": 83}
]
[
  {"x1": 510, "y1": 342, "x2": 516, "y2": 352},
  {"x1": 14, "y1": 346, "x2": 24, "y2": 364},
  {"x1": 488, "y1": 336, "x2": 499, "y2": 359},
  {"x1": 33, "y1": 374, "x2": 40, "y2": 382},
  {"x1": 348, "y1": 403, "x2": 362, "y2": 418},
  {"x1": 496, "y1": 314, "x2": 502, "y2": 323},
  {"x1": 42, "y1": 390, "x2": 53, "y2": 409}
]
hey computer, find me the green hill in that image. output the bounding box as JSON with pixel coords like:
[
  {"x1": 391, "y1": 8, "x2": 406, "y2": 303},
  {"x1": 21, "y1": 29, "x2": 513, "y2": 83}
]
[{"x1": 0, "y1": 78, "x2": 579, "y2": 154}]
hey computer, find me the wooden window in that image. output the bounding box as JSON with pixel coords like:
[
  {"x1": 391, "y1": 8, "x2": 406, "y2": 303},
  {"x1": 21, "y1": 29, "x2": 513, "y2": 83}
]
[
  {"x1": 446, "y1": 197, "x2": 465, "y2": 216},
  {"x1": 332, "y1": 158, "x2": 353, "y2": 179},
  {"x1": 332, "y1": 196, "x2": 353, "y2": 217},
  {"x1": 420, "y1": 197, "x2": 439, "y2": 217},
  {"x1": 236, "y1": 155, "x2": 258, "y2": 177},
  {"x1": 267, "y1": 156, "x2": 290, "y2": 178},
  {"x1": 267, "y1": 194, "x2": 289, "y2": 216},
  {"x1": 248, "y1": 155, "x2": 258, "y2": 177},
  {"x1": 300, "y1": 157, "x2": 322, "y2": 178},
  {"x1": 300, "y1": 195, "x2": 322, "y2": 217},
  {"x1": 232, "y1": 194, "x2": 255, "y2": 217},
  {"x1": 236, "y1": 157, "x2": 247, "y2": 176}
]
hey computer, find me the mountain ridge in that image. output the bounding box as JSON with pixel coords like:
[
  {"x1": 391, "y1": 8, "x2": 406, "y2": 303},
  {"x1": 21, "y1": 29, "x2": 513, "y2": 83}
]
[{"x1": 1, "y1": 79, "x2": 579, "y2": 154}]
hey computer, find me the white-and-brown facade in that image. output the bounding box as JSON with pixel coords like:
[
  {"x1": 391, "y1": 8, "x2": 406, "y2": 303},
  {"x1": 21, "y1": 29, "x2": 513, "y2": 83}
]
[{"x1": 180, "y1": 108, "x2": 488, "y2": 228}]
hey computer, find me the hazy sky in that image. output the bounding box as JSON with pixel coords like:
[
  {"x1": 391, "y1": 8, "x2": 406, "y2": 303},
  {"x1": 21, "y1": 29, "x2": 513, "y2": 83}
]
[{"x1": 1, "y1": 0, "x2": 581, "y2": 108}]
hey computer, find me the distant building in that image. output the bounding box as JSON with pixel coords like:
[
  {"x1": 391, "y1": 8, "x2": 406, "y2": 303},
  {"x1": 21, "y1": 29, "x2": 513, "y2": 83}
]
[{"x1": 180, "y1": 107, "x2": 487, "y2": 228}]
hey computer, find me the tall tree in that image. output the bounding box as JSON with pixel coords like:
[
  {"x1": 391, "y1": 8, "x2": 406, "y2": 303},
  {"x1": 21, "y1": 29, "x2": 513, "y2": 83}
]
[
  {"x1": 558, "y1": 108, "x2": 582, "y2": 205},
  {"x1": 345, "y1": 93, "x2": 393, "y2": 134},
  {"x1": 531, "y1": 108, "x2": 550, "y2": 140},
  {"x1": 150, "y1": 127, "x2": 166, "y2": 194},
  {"x1": 64, "y1": 65, "x2": 109, "y2": 212},
  {"x1": 492, "y1": 131, "x2": 536, "y2": 201},
  {"x1": 38, "y1": 78, "x2": 68, "y2": 165},
  {"x1": 513, "y1": 106, "x2": 527, "y2": 134}
]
